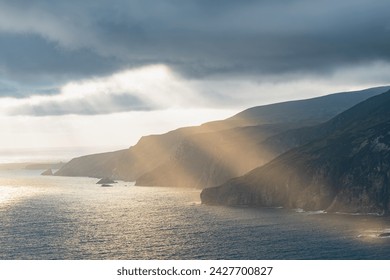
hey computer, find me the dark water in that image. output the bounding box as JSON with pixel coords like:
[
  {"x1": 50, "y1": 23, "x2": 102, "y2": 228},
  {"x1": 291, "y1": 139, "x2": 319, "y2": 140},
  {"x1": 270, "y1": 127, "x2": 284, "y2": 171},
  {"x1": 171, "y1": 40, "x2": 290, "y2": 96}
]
[{"x1": 1, "y1": 170, "x2": 390, "y2": 260}]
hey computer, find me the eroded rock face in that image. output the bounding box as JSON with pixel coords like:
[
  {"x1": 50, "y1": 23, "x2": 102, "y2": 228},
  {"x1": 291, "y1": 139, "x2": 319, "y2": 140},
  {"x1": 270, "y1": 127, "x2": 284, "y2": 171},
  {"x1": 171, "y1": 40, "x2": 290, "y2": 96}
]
[{"x1": 201, "y1": 91, "x2": 390, "y2": 214}]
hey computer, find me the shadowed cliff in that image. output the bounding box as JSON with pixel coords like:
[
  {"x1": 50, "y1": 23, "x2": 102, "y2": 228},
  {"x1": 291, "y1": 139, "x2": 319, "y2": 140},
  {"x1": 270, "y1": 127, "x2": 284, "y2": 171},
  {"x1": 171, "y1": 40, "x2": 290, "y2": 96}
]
[{"x1": 201, "y1": 90, "x2": 390, "y2": 214}]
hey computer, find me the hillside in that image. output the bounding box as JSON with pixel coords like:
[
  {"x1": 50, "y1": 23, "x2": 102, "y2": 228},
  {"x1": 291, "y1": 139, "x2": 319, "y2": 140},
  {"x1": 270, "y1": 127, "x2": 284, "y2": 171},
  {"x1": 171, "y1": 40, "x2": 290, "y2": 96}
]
[
  {"x1": 201, "y1": 90, "x2": 390, "y2": 214},
  {"x1": 55, "y1": 86, "x2": 389, "y2": 185},
  {"x1": 136, "y1": 86, "x2": 389, "y2": 188}
]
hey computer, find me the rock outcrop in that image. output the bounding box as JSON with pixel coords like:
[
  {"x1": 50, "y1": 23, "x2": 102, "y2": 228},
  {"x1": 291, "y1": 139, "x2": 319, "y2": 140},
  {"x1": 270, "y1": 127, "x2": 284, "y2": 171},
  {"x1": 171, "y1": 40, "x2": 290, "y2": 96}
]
[
  {"x1": 96, "y1": 177, "x2": 117, "y2": 184},
  {"x1": 201, "y1": 90, "x2": 390, "y2": 214},
  {"x1": 41, "y1": 169, "x2": 53, "y2": 176}
]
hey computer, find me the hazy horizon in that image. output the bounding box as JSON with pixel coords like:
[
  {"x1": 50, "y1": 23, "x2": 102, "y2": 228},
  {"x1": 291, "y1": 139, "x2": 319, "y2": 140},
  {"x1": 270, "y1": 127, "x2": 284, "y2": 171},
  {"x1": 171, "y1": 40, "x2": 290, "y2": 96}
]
[
  {"x1": 2, "y1": 85, "x2": 390, "y2": 164},
  {"x1": 0, "y1": 145, "x2": 128, "y2": 164}
]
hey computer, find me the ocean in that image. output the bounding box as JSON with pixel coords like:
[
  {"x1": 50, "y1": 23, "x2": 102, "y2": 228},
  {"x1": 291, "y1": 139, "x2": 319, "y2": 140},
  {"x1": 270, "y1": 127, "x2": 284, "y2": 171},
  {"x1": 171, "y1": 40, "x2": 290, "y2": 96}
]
[{"x1": 1, "y1": 169, "x2": 390, "y2": 260}]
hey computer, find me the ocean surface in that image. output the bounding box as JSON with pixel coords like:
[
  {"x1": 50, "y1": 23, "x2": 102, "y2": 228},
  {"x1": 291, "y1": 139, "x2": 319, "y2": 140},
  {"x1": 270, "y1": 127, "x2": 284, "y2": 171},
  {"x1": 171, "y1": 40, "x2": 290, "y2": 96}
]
[{"x1": 1, "y1": 169, "x2": 390, "y2": 260}]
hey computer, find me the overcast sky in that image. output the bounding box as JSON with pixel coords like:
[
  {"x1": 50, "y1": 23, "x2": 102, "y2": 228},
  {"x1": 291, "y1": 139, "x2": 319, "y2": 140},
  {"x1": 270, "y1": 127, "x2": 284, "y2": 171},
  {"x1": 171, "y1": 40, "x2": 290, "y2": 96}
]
[{"x1": 1, "y1": 0, "x2": 390, "y2": 161}]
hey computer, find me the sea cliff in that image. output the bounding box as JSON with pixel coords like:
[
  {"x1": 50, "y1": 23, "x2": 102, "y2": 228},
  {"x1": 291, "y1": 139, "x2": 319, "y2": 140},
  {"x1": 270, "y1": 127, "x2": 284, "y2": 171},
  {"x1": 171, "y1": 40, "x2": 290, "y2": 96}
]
[{"x1": 201, "y1": 90, "x2": 390, "y2": 214}]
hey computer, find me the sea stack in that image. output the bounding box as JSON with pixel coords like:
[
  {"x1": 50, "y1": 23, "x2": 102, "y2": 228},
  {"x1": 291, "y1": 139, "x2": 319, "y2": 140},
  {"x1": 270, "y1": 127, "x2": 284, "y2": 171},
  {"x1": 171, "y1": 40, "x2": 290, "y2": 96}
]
[
  {"x1": 41, "y1": 169, "x2": 53, "y2": 176},
  {"x1": 96, "y1": 177, "x2": 117, "y2": 184}
]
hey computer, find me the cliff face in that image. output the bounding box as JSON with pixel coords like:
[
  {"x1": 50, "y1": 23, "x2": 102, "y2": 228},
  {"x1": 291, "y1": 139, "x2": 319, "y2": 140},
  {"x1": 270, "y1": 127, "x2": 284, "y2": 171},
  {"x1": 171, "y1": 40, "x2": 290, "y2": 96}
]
[
  {"x1": 55, "y1": 86, "x2": 389, "y2": 186},
  {"x1": 55, "y1": 126, "x2": 209, "y2": 179},
  {"x1": 136, "y1": 87, "x2": 390, "y2": 188},
  {"x1": 135, "y1": 124, "x2": 285, "y2": 187},
  {"x1": 201, "y1": 91, "x2": 390, "y2": 214}
]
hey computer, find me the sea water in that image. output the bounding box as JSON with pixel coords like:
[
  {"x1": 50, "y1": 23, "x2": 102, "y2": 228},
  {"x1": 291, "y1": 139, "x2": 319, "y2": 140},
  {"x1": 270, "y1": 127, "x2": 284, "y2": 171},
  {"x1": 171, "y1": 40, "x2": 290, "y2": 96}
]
[{"x1": 1, "y1": 169, "x2": 390, "y2": 260}]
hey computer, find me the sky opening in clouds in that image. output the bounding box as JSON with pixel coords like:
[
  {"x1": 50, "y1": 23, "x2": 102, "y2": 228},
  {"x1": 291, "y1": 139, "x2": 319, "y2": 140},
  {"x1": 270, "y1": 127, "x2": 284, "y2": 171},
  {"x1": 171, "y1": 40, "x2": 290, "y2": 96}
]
[{"x1": 0, "y1": 0, "x2": 390, "y2": 162}]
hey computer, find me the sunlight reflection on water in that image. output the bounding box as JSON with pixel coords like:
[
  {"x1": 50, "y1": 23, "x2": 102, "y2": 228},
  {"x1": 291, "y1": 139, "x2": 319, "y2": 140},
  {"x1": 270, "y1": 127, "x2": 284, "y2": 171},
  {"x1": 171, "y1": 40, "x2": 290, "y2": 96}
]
[
  {"x1": 1, "y1": 170, "x2": 390, "y2": 260},
  {"x1": 0, "y1": 186, "x2": 18, "y2": 204}
]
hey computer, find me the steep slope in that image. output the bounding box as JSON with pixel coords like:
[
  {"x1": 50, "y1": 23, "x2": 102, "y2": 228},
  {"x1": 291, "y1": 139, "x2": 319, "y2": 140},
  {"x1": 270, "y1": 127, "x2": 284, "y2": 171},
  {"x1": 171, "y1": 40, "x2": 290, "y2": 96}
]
[
  {"x1": 136, "y1": 123, "x2": 292, "y2": 187},
  {"x1": 55, "y1": 126, "x2": 213, "y2": 180},
  {"x1": 56, "y1": 86, "x2": 389, "y2": 183},
  {"x1": 136, "y1": 86, "x2": 389, "y2": 188},
  {"x1": 262, "y1": 85, "x2": 390, "y2": 155},
  {"x1": 201, "y1": 90, "x2": 390, "y2": 214}
]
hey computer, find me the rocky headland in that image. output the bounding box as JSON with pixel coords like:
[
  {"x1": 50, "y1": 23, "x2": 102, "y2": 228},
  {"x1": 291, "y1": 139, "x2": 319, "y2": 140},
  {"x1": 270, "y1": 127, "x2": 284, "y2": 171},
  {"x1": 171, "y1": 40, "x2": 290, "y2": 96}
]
[
  {"x1": 201, "y1": 90, "x2": 390, "y2": 214},
  {"x1": 55, "y1": 86, "x2": 389, "y2": 192}
]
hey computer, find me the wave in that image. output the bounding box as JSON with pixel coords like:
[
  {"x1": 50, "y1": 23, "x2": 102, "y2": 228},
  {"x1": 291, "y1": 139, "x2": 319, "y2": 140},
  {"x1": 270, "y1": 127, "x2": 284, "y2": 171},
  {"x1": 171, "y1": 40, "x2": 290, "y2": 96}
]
[
  {"x1": 334, "y1": 211, "x2": 383, "y2": 216},
  {"x1": 294, "y1": 208, "x2": 326, "y2": 215},
  {"x1": 357, "y1": 228, "x2": 390, "y2": 239}
]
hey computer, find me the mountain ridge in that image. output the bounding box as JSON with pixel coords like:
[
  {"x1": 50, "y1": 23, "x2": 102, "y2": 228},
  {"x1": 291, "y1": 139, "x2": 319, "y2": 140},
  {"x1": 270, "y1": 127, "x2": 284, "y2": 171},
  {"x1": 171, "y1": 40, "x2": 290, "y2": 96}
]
[
  {"x1": 136, "y1": 86, "x2": 390, "y2": 188},
  {"x1": 55, "y1": 86, "x2": 390, "y2": 187},
  {"x1": 201, "y1": 90, "x2": 390, "y2": 214}
]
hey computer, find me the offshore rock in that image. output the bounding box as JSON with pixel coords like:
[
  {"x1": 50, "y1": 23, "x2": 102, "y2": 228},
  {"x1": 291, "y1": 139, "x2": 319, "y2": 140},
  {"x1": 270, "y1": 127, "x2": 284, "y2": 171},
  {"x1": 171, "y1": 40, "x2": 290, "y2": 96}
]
[
  {"x1": 41, "y1": 169, "x2": 53, "y2": 176},
  {"x1": 97, "y1": 177, "x2": 117, "y2": 184}
]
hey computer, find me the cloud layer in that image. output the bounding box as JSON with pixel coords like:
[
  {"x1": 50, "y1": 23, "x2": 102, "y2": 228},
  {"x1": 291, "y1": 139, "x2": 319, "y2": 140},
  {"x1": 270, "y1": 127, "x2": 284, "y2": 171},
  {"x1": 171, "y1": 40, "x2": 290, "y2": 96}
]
[
  {"x1": 1, "y1": 65, "x2": 206, "y2": 116},
  {"x1": 1, "y1": 0, "x2": 390, "y2": 82},
  {"x1": 0, "y1": 0, "x2": 389, "y2": 116}
]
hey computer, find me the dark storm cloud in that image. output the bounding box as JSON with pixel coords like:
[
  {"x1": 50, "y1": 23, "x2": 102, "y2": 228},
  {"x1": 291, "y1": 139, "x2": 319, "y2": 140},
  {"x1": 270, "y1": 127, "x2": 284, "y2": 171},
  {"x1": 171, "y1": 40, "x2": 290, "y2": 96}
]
[
  {"x1": 0, "y1": 33, "x2": 124, "y2": 84},
  {"x1": 0, "y1": 0, "x2": 390, "y2": 91}
]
